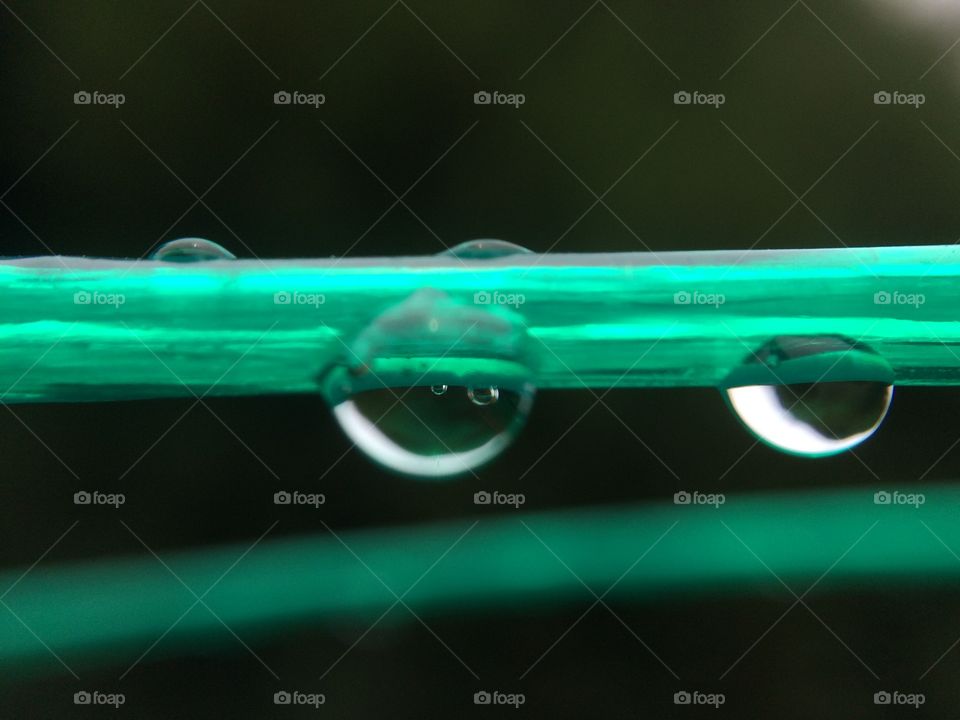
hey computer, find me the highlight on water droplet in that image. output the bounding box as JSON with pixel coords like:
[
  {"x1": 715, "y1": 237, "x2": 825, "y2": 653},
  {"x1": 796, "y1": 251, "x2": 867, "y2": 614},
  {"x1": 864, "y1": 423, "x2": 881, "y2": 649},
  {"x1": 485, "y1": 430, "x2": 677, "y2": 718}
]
[
  {"x1": 151, "y1": 238, "x2": 236, "y2": 262},
  {"x1": 721, "y1": 335, "x2": 894, "y2": 457},
  {"x1": 441, "y1": 239, "x2": 533, "y2": 260},
  {"x1": 319, "y1": 289, "x2": 536, "y2": 478}
]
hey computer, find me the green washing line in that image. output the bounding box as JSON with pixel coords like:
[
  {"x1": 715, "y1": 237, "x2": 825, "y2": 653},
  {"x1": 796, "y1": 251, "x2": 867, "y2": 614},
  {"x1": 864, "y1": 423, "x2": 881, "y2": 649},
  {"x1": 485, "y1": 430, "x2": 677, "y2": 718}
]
[
  {"x1": 0, "y1": 485, "x2": 955, "y2": 677},
  {"x1": 1, "y1": 244, "x2": 959, "y2": 404}
]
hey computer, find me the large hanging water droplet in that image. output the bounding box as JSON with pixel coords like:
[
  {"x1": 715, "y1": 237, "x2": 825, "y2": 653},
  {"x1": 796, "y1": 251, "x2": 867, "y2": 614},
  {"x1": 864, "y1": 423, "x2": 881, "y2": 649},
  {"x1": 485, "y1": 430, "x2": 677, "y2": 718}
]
[
  {"x1": 152, "y1": 238, "x2": 236, "y2": 262},
  {"x1": 320, "y1": 289, "x2": 537, "y2": 478},
  {"x1": 722, "y1": 335, "x2": 894, "y2": 457},
  {"x1": 441, "y1": 239, "x2": 533, "y2": 260}
]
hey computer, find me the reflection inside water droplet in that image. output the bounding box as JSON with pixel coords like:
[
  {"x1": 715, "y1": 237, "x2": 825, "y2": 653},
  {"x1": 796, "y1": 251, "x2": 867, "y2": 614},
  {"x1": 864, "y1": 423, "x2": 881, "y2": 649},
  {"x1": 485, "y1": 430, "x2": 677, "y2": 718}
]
[
  {"x1": 332, "y1": 382, "x2": 534, "y2": 478},
  {"x1": 467, "y1": 386, "x2": 499, "y2": 406},
  {"x1": 152, "y1": 238, "x2": 236, "y2": 262},
  {"x1": 722, "y1": 335, "x2": 894, "y2": 457},
  {"x1": 320, "y1": 289, "x2": 536, "y2": 478}
]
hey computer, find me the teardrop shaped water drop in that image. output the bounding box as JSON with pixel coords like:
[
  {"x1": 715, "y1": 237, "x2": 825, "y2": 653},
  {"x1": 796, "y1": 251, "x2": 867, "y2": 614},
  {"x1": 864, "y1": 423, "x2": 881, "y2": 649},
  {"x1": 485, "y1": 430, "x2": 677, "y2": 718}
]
[
  {"x1": 320, "y1": 289, "x2": 536, "y2": 478},
  {"x1": 152, "y1": 238, "x2": 236, "y2": 262},
  {"x1": 441, "y1": 239, "x2": 533, "y2": 260},
  {"x1": 722, "y1": 335, "x2": 893, "y2": 457}
]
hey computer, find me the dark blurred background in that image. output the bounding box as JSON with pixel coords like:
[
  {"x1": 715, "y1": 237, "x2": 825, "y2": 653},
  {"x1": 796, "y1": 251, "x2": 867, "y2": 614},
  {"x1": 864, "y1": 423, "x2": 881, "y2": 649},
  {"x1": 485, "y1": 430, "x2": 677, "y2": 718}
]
[{"x1": 3, "y1": 1, "x2": 960, "y2": 717}]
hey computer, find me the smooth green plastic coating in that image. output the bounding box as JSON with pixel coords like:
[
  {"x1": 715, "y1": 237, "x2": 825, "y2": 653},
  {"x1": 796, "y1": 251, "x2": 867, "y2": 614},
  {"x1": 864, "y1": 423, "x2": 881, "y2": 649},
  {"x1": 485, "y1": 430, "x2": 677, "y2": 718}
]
[
  {"x1": 0, "y1": 486, "x2": 955, "y2": 676},
  {"x1": 1, "y1": 244, "x2": 958, "y2": 403}
]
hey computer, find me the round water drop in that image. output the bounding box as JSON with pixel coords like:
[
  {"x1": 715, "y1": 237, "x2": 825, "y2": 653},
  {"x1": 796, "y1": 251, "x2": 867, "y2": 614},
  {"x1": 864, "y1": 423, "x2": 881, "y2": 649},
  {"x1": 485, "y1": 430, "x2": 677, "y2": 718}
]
[
  {"x1": 320, "y1": 289, "x2": 536, "y2": 478},
  {"x1": 152, "y1": 238, "x2": 236, "y2": 262},
  {"x1": 722, "y1": 335, "x2": 893, "y2": 457},
  {"x1": 467, "y1": 386, "x2": 499, "y2": 406},
  {"x1": 441, "y1": 239, "x2": 533, "y2": 260}
]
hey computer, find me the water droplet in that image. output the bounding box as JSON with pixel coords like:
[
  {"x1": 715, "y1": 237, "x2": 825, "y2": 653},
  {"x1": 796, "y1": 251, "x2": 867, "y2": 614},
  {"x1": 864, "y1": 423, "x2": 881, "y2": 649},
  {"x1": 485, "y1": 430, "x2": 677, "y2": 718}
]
[
  {"x1": 152, "y1": 238, "x2": 236, "y2": 262},
  {"x1": 441, "y1": 239, "x2": 533, "y2": 260},
  {"x1": 320, "y1": 289, "x2": 536, "y2": 478},
  {"x1": 467, "y1": 386, "x2": 499, "y2": 405},
  {"x1": 722, "y1": 335, "x2": 894, "y2": 457}
]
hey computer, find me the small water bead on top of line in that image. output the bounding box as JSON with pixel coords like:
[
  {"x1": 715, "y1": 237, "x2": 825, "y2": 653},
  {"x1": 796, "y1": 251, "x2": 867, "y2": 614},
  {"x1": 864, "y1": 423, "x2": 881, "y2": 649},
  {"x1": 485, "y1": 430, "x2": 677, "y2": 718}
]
[
  {"x1": 440, "y1": 239, "x2": 533, "y2": 260},
  {"x1": 151, "y1": 238, "x2": 236, "y2": 262},
  {"x1": 722, "y1": 335, "x2": 894, "y2": 457}
]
